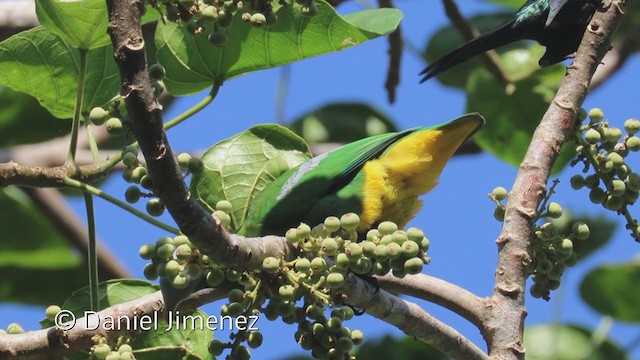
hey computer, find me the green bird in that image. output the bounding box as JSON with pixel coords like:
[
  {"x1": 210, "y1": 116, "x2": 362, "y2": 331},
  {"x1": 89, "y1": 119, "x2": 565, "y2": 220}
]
[
  {"x1": 238, "y1": 113, "x2": 485, "y2": 237},
  {"x1": 420, "y1": 0, "x2": 599, "y2": 83}
]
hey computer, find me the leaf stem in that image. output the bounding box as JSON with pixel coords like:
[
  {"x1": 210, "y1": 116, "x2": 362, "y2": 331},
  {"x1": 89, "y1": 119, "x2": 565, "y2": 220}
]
[
  {"x1": 85, "y1": 121, "x2": 101, "y2": 163},
  {"x1": 67, "y1": 49, "x2": 88, "y2": 167},
  {"x1": 83, "y1": 193, "x2": 100, "y2": 311},
  {"x1": 64, "y1": 177, "x2": 180, "y2": 234},
  {"x1": 97, "y1": 84, "x2": 220, "y2": 172}
]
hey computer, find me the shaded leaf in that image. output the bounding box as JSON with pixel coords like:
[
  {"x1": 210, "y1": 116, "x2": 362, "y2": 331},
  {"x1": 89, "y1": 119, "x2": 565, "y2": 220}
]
[
  {"x1": 465, "y1": 48, "x2": 573, "y2": 174},
  {"x1": 156, "y1": 1, "x2": 402, "y2": 95},
  {"x1": 0, "y1": 27, "x2": 120, "y2": 119},
  {"x1": 580, "y1": 261, "x2": 640, "y2": 322},
  {"x1": 525, "y1": 324, "x2": 627, "y2": 360},
  {"x1": 356, "y1": 335, "x2": 447, "y2": 360},
  {"x1": 289, "y1": 102, "x2": 398, "y2": 145},
  {"x1": 35, "y1": 0, "x2": 111, "y2": 50},
  {"x1": 0, "y1": 86, "x2": 71, "y2": 147},
  {"x1": 191, "y1": 124, "x2": 311, "y2": 232}
]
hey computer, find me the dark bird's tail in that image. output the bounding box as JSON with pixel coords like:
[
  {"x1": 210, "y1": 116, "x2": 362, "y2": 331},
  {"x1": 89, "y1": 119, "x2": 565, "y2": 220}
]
[{"x1": 419, "y1": 19, "x2": 525, "y2": 83}]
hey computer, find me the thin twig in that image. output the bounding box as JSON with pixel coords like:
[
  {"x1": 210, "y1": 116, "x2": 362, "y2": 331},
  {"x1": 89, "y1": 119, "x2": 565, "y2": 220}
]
[{"x1": 378, "y1": 0, "x2": 402, "y2": 104}]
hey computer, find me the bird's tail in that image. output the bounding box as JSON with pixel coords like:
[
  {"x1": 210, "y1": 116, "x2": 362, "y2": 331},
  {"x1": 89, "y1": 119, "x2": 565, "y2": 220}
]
[{"x1": 419, "y1": 19, "x2": 523, "y2": 83}]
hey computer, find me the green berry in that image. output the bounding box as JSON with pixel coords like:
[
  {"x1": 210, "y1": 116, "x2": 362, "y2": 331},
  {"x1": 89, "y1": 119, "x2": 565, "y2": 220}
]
[
  {"x1": 589, "y1": 187, "x2": 606, "y2": 204},
  {"x1": 326, "y1": 272, "x2": 345, "y2": 288},
  {"x1": 491, "y1": 186, "x2": 508, "y2": 200},
  {"x1": 106, "y1": 117, "x2": 124, "y2": 136},
  {"x1": 407, "y1": 227, "x2": 424, "y2": 242},
  {"x1": 250, "y1": 12, "x2": 266, "y2": 26},
  {"x1": 604, "y1": 195, "x2": 624, "y2": 211},
  {"x1": 279, "y1": 285, "x2": 296, "y2": 301},
  {"x1": 93, "y1": 344, "x2": 111, "y2": 359},
  {"x1": 626, "y1": 136, "x2": 640, "y2": 152},
  {"x1": 601, "y1": 160, "x2": 614, "y2": 174},
  {"x1": 226, "y1": 302, "x2": 244, "y2": 316},
  {"x1": 386, "y1": 242, "x2": 402, "y2": 259},
  {"x1": 118, "y1": 345, "x2": 133, "y2": 354},
  {"x1": 321, "y1": 238, "x2": 339, "y2": 256},
  {"x1": 344, "y1": 242, "x2": 362, "y2": 260},
  {"x1": 217, "y1": 10, "x2": 233, "y2": 27},
  {"x1": 156, "y1": 243, "x2": 174, "y2": 260},
  {"x1": 45, "y1": 305, "x2": 61, "y2": 321},
  {"x1": 605, "y1": 127, "x2": 622, "y2": 143},
  {"x1": 149, "y1": 63, "x2": 166, "y2": 80},
  {"x1": 214, "y1": 200, "x2": 232, "y2": 214},
  {"x1": 206, "y1": 268, "x2": 225, "y2": 287},
  {"x1": 186, "y1": 263, "x2": 202, "y2": 278},
  {"x1": 628, "y1": 173, "x2": 640, "y2": 191},
  {"x1": 200, "y1": 5, "x2": 218, "y2": 22},
  {"x1": 404, "y1": 258, "x2": 423, "y2": 275},
  {"x1": 340, "y1": 213, "x2": 360, "y2": 231},
  {"x1": 262, "y1": 257, "x2": 280, "y2": 274},
  {"x1": 124, "y1": 186, "x2": 141, "y2": 204},
  {"x1": 286, "y1": 228, "x2": 298, "y2": 243},
  {"x1": 380, "y1": 234, "x2": 393, "y2": 245},
  {"x1": 146, "y1": 198, "x2": 165, "y2": 217},
  {"x1": 611, "y1": 179, "x2": 626, "y2": 196},
  {"x1": 172, "y1": 274, "x2": 188, "y2": 289},
  {"x1": 140, "y1": 175, "x2": 154, "y2": 190},
  {"x1": 228, "y1": 288, "x2": 244, "y2": 303},
  {"x1": 164, "y1": 260, "x2": 180, "y2": 277},
  {"x1": 560, "y1": 238, "x2": 574, "y2": 253},
  {"x1": 143, "y1": 263, "x2": 158, "y2": 280},
  {"x1": 341, "y1": 306, "x2": 354, "y2": 320},
  {"x1": 392, "y1": 230, "x2": 408, "y2": 244},
  {"x1": 584, "y1": 174, "x2": 599, "y2": 189},
  {"x1": 351, "y1": 329, "x2": 364, "y2": 345},
  {"x1": 570, "y1": 175, "x2": 585, "y2": 189},
  {"x1": 584, "y1": 128, "x2": 601, "y2": 144},
  {"x1": 177, "y1": 152, "x2": 192, "y2": 170},
  {"x1": 608, "y1": 152, "x2": 625, "y2": 168},
  {"x1": 352, "y1": 257, "x2": 372, "y2": 275},
  {"x1": 187, "y1": 157, "x2": 204, "y2": 174},
  {"x1": 588, "y1": 108, "x2": 604, "y2": 123},
  {"x1": 208, "y1": 339, "x2": 225, "y2": 356},
  {"x1": 530, "y1": 283, "x2": 544, "y2": 299},
  {"x1": 572, "y1": 222, "x2": 590, "y2": 240},
  {"x1": 173, "y1": 235, "x2": 190, "y2": 247},
  {"x1": 122, "y1": 152, "x2": 138, "y2": 168},
  {"x1": 131, "y1": 166, "x2": 147, "y2": 183},
  {"x1": 377, "y1": 221, "x2": 398, "y2": 235},
  {"x1": 89, "y1": 107, "x2": 109, "y2": 126},
  {"x1": 366, "y1": 229, "x2": 380, "y2": 241},
  {"x1": 335, "y1": 253, "x2": 350, "y2": 269},
  {"x1": 208, "y1": 30, "x2": 227, "y2": 46},
  {"x1": 139, "y1": 243, "x2": 155, "y2": 260},
  {"x1": 547, "y1": 202, "x2": 563, "y2": 218},
  {"x1": 294, "y1": 258, "x2": 311, "y2": 274},
  {"x1": 494, "y1": 207, "x2": 505, "y2": 222},
  {"x1": 374, "y1": 244, "x2": 388, "y2": 261},
  {"x1": 297, "y1": 223, "x2": 311, "y2": 239},
  {"x1": 311, "y1": 257, "x2": 326, "y2": 272},
  {"x1": 624, "y1": 119, "x2": 640, "y2": 134},
  {"x1": 324, "y1": 216, "x2": 341, "y2": 233},
  {"x1": 175, "y1": 244, "x2": 192, "y2": 262},
  {"x1": 247, "y1": 331, "x2": 263, "y2": 348},
  {"x1": 401, "y1": 241, "x2": 420, "y2": 257},
  {"x1": 337, "y1": 337, "x2": 353, "y2": 353},
  {"x1": 537, "y1": 258, "x2": 552, "y2": 274},
  {"x1": 306, "y1": 304, "x2": 323, "y2": 320}
]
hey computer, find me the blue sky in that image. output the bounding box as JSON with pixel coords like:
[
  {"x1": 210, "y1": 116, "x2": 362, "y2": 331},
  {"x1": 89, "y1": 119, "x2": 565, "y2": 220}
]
[{"x1": 1, "y1": 0, "x2": 639, "y2": 358}]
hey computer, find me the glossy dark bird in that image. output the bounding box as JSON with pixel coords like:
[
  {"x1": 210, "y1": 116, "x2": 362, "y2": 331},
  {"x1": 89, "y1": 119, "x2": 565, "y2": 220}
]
[{"x1": 419, "y1": 0, "x2": 600, "y2": 83}]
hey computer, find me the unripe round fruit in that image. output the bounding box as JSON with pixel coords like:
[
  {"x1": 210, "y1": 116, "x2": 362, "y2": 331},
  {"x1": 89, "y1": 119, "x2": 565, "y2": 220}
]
[
  {"x1": 341, "y1": 306, "x2": 354, "y2": 320},
  {"x1": 250, "y1": 12, "x2": 266, "y2": 26},
  {"x1": 186, "y1": 263, "x2": 201, "y2": 278},
  {"x1": 537, "y1": 258, "x2": 552, "y2": 274},
  {"x1": 626, "y1": 136, "x2": 640, "y2": 151},
  {"x1": 143, "y1": 263, "x2": 158, "y2": 280},
  {"x1": 326, "y1": 317, "x2": 342, "y2": 333},
  {"x1": 164, "y1": 260, "x2": 180, "y2": 277},
  {"x1": 352, "y1": 257, "x2": 372, "y2": 275},
  {"x1": 401, "y1": 241, "x2": 420, "y2": 257},
  {"x1": 146, "y1": 198, "x2": 165, "y2": 217},
  {"x1": 228, "y1": 288, "x2": 244, "y2": 303},
  {"x1": 247, "y1": 331, "x2": 263, "y2": 348},
  {"x1": 606, "y1": 127, "x2": 622, "y2": 143},
  {"x1": 324, "y1": 216, "x2": 341, "y2": 232},
  {"x1": 361, "y1": 241, "x2": 376, "y2": 257},
  {"x1": 404, "y1": 257, "x2": 423, "y2": 275},
  {"x1": 628, "y1": 173, "x2": 640, "y2": 191},
  {"x1": 208, "y1": 30, "x2": 227, "y2": 46},
  {"x1": 187, "y1": 157, "x2": 204, "y2": 174},
  {"x1": 624, "y1": 118, "x2": 640, "y2": 134},
  {"x1": 321, "y1": 238, "x2": 339, "y2": 256},
  {"x1": 407, "y1": 227, "x2": 424, "y2": 242},
  {"x1": 604, "y1": 195, "x2": 624, "y2": 211},
  {"x1": 350, "y1": 329, "x2": 364, "y2": 344},
  {"x1": 208, "y1": 339, "x2": 225, "y2": 356},
  {"x1": 106, "y1": 117, "x2": 124, "y2": 136},
  {"x1": 344, "y1": 242, "x2": 362, "y2": 260},
  {"x1": 156, "y1": 236, "x2": 174, "y2": 247},
  {"x1": 585, "y1": 174, "x2": 599, "y2": 189},
  {"x1": 45, "y1": 305, "x2": 62, "y2": 321},
  {"x1": 118, "y1": 344, "x2": 133, "y2": 354},
  {"x1": 421, "y1": 237, "x2": 430, "y2": 251},
  {"x1": 149, "y1": 63, "x2": 166, "y2": 80},
  {"x1": 175, "y1": 244, "x2": 192, "y2": 262},
  {"x1": 392, "y1": 230, "x2": 408, "y2": 244},
  {"x1": 156, "y1": 243, "x2": 174, "y2": 260},
  {"x1": 588, "y1": 108, "x2": 604, "y2": 123},
  {"x1": 295, "y1": 258, "x2": 311, "y2": 273},
  {"x1": 131, "y1": 166, "x2": 147, "y2": 183},
  {"x1": 326, "y1": 272, "x2": 345, "y2": 288},
  {"x1": 306, "y1": 304, "x2": 323, "y2": 320},
  {"x1": 177, "y1": 152, "x2": 191, "y2": 170},
  {"x1": 570, "y1": 175, "x2": 585, "y2": 190},
  {"x1": 380, "y1": 234, "x2": 392, "y2": 245},
  {"x1": 206, "y1": 268, "x2": 225, "y2": 287},
  {"x1": 530, "y1": 283, "x2": 544, "y2": 299},
  {"x1": 494, "y1": 206, "x2": 505, "y2": 222},
  {"x1": 547, "y1": 202, "x2": 563, "y2": 218},
  {"x1": 93, "y1": 344, "x2": 111, "y2": 359},
  {"x1": 601, "y1": 160, "x2": 614, "y2": 174},
  {"x1": 366, "y1": 229, "x2": 380, "y2": 241},
  {"x1": 491, "y1": 186, "x2": 508, "y2": 200},
  {"x1": 226, "y1": 302, "x2": 244, "y2": 316},
  {"x1": 611, "y1": 179, "x2": 626, "y2": 196},
  {"x1": 572, "y1": 222, "x2": 590, "y2": 240},
  {"x1": 278, "y1": 285, "x2": 296, "y2": 301},
  {"x1": 311, "y1": 257, "x2": 326, "y2": 272},
  {"x1": 386, "y1": 242, "x2": 401, "y2": 259},
  {"x1": 286, "y1": 228, "x2": 298, "y2": 243},
  {"x1": 140, "y1": 175, "x2": 154, "y2": 190},
  {"x1": 262, "y1": 257, "x2": 280, "y2": 274},
  {"x1": 124, "y1": 185, "x2": 141, "y2": 204},
  {"x1": 560, "y1": 238, "x2": 574, "y2": 253},
  {"x1": 89, "y1": 107, "x2": 109, "y2": 126},
  {"x1": 340, "y1": 213, "x2": 360, "y2": 231},
  {"x1": 374, "y1": 244, "x2": 388, "y2": 261},
  {"x1": 122, "y1": 152, "x2": 138, "y2": 168},
  {"x1": 589, "y1": 187, "x2": 606, "y2": 204},
  {"x1": 173, "y1": 235, "x2": 190, "y2": 247},
  {"x1": 217, "y1": 10, "x2": 233, "y2": 27},
  {"x1": 584, "y1": 128, "x2": 601, "y2": 144},
  {"x1": 297, "y1": 223, "x2": 311, "y2": 239},
  {"x1": 139, "y1": 243, "x2": 155, "y2": 259},
  {"x1": 200, "y1": 5, "x2": 218, "y2": 22},
  {"x1": 377, "y1": 221, "x2": 398, "y2": 235},
  {"x1": 609, "y1": 153, "x2": 625, "y2": 169},
  {"x1": 335, "y1": 253, "x2": 350, "y2": 269}
]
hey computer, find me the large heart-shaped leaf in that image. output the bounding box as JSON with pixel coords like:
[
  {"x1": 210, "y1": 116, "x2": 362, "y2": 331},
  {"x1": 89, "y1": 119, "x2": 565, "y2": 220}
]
[
  {"x1": 0, "y1": 27, "x2": 120, "y2": 119},
  {"x1": 524, "y1": 324, "x2": 627, "y2": 359},
  {"x1": 580, "y1": 261, "x2": 640, "y2": 322},
  {"x1": 156, "y1": 1, "x2": 402, "y2": 95},
  {"x1": 191, "y1": 124, "x2": 311, "y2": 232}
]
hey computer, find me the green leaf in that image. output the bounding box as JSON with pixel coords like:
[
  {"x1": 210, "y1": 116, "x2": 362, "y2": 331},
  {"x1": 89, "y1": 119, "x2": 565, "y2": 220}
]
[
  {"x1": 551, "y1": 213, "x2": 616, "y2": 262},
  {"x1": 482, "y1": 0, "x2": 522, "y2": 9},
  {"x1": 289, "y1": 102, "x2": 398, "y2": 145},
  {"x1": 0, "y1": 27, "x2": 120, "y2": 119},
  {"x1": 156, "y1": 2, "x2": 402, "y2": 95},
  {"x1": 356, "y1": 335, "x2": 447, "y2": 360},
  {"x1": 0, "y1": 87, "x2": 71, "y2": 147},
  {"x1": 423, "y1": 13, "x2": 517, "y2": 88},
  {"x1": 580, "y1": 261, "x2": 640, "y2": 322},
  {"x1": 50, "y1": 279, "x2": 211, "y2": 360},
  {"x1": 35, "y1": 0, "x2": 111, "y2": 50},
  {"x1": 465, "y1": 48, "x2": 573, "y2": 174},
  {"x1": 524, "y1": 324, "x2": 627, "y2": 360},
  {"x1": 191, "y1": 124, "x2": 311, "y2": 232},
  {"x1": 0, "y1": 188, "x2": 87, "y2": 305}
]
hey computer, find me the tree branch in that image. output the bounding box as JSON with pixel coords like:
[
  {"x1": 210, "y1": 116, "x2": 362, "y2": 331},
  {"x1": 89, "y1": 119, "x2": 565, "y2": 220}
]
[
  {"x1": 339, "y1": 275, "x2": 489, "y2": 360},
  {"x1": 376, "y1": 273, "x2": 488, "y2": 331},
  {"x1": 378, "y1": 0, "x2": 402, "y2": 104},
  {"x1": 486, "y1": 1, "x2": 631, "y2": 359},
  {"x1": 105, "y1": 0, "x2": 296, "y2": 270}
]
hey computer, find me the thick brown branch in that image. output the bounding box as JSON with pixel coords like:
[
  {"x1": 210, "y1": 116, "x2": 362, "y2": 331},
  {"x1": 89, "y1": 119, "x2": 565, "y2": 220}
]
[
  {"x1": 105, "y1": 0, "x2": 294, "y2": 270},
  {"x1": 376, "y1": 273, "x2": 488, "y2": 331},
  {"x1": 0, "y1": 162, "x2": 107, "y2": 188},
  {"x1": 486, "y1": 1, "x2": 631, "y2": 359},
  {"x1": 340, "y1": 275, "x2": 489, "y2": 360}
]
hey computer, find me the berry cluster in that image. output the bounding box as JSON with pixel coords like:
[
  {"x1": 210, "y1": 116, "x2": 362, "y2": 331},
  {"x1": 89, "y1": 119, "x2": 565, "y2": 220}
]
[
  {"x1": 91, "y1": 338, "x2": 136, "y2": 360},
  {"x1": 571, "y1": 108, "x2": 640, "y2": 240},
  {"x1": 122, "y1": 147, "x2": 204, "y2": 218},
  {"x1": 89, "y1": 101, "x2": 127, "y2": 137},
  {"x1": 154, "y1": 0, "x2": 318, "y2": 48}
]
